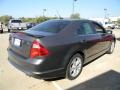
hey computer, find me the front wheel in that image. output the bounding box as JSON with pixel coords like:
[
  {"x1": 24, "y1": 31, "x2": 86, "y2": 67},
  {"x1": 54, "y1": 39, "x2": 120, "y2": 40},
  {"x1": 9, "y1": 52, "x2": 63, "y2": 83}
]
[
  {"x1": 107, "y1": 41, "x2": 115, "y2": 54},
  {"x1": 66, "y1": 54, "x2": 83, "y2": 80}
]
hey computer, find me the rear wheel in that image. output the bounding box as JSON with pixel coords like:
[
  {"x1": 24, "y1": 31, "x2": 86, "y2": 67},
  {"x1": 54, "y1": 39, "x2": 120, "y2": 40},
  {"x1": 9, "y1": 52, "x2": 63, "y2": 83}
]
[
  {"x1": 108, "y1": 26, "x2": 111, "y2": 29},
  {"x1": 8, "y1": 29, "x2": 11, "y2": 32},
  {"x1": 66, "y1": 54, "x2": 83, "y2": 80},
  {"x1": 107, "y1": 41, "x2": 115, "y2": 54},
  {"x1": 0, "y1": 29, "x2": 3, "y2": 33}
]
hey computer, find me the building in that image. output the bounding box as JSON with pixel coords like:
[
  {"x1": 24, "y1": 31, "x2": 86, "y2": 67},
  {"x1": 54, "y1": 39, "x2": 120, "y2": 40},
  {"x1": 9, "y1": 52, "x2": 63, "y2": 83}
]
[
  {"x1": 89, "y1": 16, "x2": 120, "y2": 23},
  {"x1": 109, "y1": 16, "x2": 120, "y2": 22}
]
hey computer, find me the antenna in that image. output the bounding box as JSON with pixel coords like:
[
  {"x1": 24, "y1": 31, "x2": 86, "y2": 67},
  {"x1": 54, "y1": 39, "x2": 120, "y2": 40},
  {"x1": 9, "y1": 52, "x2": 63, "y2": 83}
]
[{"x1": 56, "y1": 10, "x2": 63, "y2": 19}]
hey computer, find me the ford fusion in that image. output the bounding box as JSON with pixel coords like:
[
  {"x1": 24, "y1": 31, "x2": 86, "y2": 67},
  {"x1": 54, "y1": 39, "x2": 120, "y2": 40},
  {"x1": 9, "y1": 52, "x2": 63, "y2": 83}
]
[{"x1": 8, "y1": 19, "x2": 116, "y2": 80}]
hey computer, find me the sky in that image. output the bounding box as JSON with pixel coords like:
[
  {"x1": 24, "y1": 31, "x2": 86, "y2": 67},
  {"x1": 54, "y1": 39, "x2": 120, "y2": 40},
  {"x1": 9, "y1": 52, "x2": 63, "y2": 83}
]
[{"x1": 0, "y1": 0, "x2": 120, "y2": 18}]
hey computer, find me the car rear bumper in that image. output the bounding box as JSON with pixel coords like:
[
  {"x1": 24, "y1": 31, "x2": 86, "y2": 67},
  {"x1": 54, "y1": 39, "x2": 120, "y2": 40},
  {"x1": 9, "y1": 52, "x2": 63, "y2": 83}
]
[
  {"x1": 8, "y1": 49, "x2": 65, "y2": 79},
  {"x1": 11, "y1": 27, "x2": 27, "y2": 30}
]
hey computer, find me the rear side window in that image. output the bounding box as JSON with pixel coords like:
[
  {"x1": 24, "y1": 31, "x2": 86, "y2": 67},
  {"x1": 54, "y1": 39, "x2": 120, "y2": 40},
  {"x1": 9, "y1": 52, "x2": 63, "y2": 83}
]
[
  {"x1": 77, "y1": 22, "x2": 94, "y2": 35},
  {"x1": 29, "y1": 20, "x2": 70, "y2": 33}
]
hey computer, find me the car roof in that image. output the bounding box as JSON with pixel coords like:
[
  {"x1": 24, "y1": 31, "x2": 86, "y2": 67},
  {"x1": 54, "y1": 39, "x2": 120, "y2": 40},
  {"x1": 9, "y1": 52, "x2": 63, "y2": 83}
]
[{"x1": 48, "y1": 19, "x2": 94, "y2": 23}]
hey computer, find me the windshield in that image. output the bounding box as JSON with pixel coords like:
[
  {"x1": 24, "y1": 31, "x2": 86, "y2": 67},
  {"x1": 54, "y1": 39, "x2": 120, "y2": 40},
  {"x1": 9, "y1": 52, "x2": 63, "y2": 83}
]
[
  {"x1": 11, "y1": 20, "x2": 22, "y2": 23},
  {"x1": 28, "y1": 20, "x2": 70, "y2": 33}
]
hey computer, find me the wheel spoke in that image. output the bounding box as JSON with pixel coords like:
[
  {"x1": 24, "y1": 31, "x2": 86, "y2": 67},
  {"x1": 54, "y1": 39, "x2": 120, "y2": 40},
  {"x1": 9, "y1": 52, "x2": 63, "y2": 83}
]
[{"x1": 73, "y1": 69, "x2": 77, "y2": 76}]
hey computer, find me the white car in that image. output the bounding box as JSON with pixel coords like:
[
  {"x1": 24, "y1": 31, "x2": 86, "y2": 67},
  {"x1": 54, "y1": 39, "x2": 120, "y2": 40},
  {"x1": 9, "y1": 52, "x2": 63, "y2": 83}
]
[
  {"x1": 103, "y1": 22, "x2": 115, "y2": 29},
  {"x1": 0, "y1": 22, "x2": 3, "y2": 33},
  {"x1": 114, "y1": 24, "x2": 120, "y2": 29},
  {"x1": 8, "y1": 19, "x2": 27, "y2": 32}
]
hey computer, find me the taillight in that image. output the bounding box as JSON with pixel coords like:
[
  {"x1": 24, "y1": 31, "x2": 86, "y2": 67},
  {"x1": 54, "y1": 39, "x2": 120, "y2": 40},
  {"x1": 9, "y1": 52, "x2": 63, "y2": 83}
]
[{"x1": 30, "y1": 40, "x2": 49, "y2": 58}]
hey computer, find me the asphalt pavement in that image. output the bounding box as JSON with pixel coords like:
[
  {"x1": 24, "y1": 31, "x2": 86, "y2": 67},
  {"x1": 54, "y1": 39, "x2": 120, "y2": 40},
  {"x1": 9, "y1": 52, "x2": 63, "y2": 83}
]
[{"x1": 0, "y1": 29, "x2": 120, "y2": 90}]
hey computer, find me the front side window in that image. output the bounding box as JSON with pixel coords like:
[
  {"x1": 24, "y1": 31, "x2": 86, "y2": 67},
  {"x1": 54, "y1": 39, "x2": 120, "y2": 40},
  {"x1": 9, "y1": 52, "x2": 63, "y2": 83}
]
[
  {"x1": 81, "y1": 22, "x2": 95, "y2": 35},
  {"x1": 92, "y1": 22, "x2": 105, "y2": 33}
]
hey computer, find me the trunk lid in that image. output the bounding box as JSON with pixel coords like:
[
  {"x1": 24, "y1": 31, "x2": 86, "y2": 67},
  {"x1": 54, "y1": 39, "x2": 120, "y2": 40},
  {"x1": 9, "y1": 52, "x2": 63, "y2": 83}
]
[{"x1": 9, "y1": 30, "x2": 54, "y2": 58}]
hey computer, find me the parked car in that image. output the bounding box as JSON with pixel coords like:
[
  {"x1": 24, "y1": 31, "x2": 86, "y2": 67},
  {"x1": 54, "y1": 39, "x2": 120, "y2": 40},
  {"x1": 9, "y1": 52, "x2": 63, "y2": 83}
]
[
  {"x1": 8, "y1": 19, "x2": 27, "y2": 32},
  {"x1": 0, "y1": 22, "x2": 3, "y2": 33},
  {"x1": 8, "y1": 19, "x2": 116, "y2": 80},
  {"x1": 103, "y1": 22, "x2": 115, "y2": 29},
  {"x1": 27, "y1": 23, "x2": 36, "y2": 29},
  {"x1": 115, "y1": 24, "x2": 120, "y2": 29}
]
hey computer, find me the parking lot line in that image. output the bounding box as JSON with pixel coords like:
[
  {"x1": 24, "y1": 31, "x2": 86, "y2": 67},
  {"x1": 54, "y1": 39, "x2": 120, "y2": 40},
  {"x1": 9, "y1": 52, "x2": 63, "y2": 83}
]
[{"x1": 52, "y1": 81, "x2": 63, "y2": 90}]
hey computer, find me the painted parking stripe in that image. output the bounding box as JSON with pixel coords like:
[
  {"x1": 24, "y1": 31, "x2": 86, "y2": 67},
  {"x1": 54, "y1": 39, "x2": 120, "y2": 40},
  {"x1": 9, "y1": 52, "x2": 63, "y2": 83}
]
[{"x1": 52, "y1": 81, "x2": 63, "y2": 90}]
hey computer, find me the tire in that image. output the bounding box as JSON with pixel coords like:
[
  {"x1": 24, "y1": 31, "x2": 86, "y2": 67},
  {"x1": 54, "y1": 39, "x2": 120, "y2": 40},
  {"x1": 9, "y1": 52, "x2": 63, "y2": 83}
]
[
  {"x1": 107, "y1": 41, "x2": 115, "y2": 54},
  {"x1": 66, "y1": 53, "x2": 83, "y2": 80},
  {"x1": 8, "y1": 29, "x2": 11, "y2": 32},
  {"x1": 0, "y1": 29, "x2": 3, "y2": 33},
  {"x1": 108, "y1": 26, "x2": 112, "y2": 29},
  {"x1": 111, "y1": 27, "x2": 115, "y2": 29}
]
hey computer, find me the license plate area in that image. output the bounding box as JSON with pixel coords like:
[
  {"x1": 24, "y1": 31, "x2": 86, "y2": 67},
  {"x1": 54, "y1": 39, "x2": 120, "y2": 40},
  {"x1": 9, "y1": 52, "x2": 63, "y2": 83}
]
[{"x1": 13, "y1": 38, "x2": 21, "y2": 47}]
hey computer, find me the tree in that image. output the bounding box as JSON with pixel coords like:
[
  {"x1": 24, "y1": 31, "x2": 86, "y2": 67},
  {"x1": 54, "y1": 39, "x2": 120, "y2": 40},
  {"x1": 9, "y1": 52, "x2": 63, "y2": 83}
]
[
  {"x1": 19, "y1": 16, "x2": 57, "y2": 23},
  {"x1": 36, "y1": 16, "x2": 48, "y2": 23},
  {"x1": 0, "y1": 15, "x2": 13, "y2": 24},
  {"x1": 0, "y1": 15, "x2": 58, "y2": 24},
  {"x1": 70, "y1": 13, "x2": 80, "y2": 19},
  {"x1": 19, "y1": 17, "x2": 36, "y2": 23},
  {"x1": 117, "y1": 19, "x2": 120, "y2": 24}
]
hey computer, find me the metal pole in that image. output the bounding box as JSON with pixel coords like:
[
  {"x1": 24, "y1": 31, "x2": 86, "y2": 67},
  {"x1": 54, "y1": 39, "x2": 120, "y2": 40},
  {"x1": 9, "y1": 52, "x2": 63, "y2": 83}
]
[
  {"x1": 43, "y1": 9, "x2": 46, "y2": 17},
  {"x1": 72, "y1": 0, "x2": 77, "y2": 14},
  {"x1": 43, "y1": 10, "x2": 44, "y2": 17},
  {"x1": 104, "y1": 8, "x2": 107, "y2": 19},
  {"x1": 73, "y1": 0, "x2": 75, "y2": 14}
]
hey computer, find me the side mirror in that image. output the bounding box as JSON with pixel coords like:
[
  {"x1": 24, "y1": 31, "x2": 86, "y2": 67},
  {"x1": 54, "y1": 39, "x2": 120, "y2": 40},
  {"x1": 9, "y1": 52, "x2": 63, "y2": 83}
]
[{"x1": 107, "y1": 30, "x2": 112, "y2": 34}]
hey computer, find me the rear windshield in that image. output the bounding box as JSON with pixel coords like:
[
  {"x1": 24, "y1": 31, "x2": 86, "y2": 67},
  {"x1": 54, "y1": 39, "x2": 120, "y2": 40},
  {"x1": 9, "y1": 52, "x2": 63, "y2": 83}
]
[
  {"x1": 11, "y1": 20, "x2": 22, "y2": 23},
  {"x1": 29, "y1": 20, "x2": 70, "y2": 33}
]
